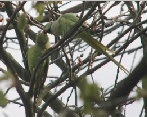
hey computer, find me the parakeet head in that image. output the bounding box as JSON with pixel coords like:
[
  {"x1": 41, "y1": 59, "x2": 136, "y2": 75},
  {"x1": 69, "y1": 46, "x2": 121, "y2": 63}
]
[
  {"x1": 43, "y1": 22, "x2": 52, "y2": 34},
  {"x1": 36, "y1": 32, "x2": 49, "y2": 46}
]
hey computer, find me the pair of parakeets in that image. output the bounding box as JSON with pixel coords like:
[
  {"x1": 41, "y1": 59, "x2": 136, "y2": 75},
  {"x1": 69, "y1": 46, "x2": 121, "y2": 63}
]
[{"x1": 28, "y1": 13, "x2": 129, "y2": 103}]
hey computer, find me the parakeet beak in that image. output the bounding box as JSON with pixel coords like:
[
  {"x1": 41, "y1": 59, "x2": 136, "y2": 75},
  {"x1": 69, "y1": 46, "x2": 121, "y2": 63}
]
[
  {"x1": 43, "y1": 29, "x2": 47, "y2": 34},
  {"x1": 43, "y1": 22, "x2": 53, "y2": 34},
  {"x1": 43, "y1": 28, "x2": 52, "y2": 34}
]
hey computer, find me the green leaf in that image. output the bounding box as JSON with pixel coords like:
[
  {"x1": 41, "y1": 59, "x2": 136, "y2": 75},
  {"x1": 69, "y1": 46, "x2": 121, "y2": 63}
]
[
  {"x1": 34, "y1": 2, "x2": 45, "y2": 21},
  {"x1": 17, "y1": 13, "x2": 27, "y2": 30},
  {"x1": 0, "y1": 90, "x2": 7, "y2": 107},
  {"x1": 79, "y1": 77, "x2": 101, "y2": 114}
]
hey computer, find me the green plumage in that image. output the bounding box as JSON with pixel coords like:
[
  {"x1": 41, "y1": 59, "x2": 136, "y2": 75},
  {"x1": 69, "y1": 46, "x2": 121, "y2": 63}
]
[
  {"x1": 44, "y1": 13, "x2": 129, "y2": 74},
  {"x1": 27, "y1": 32, "x2": 50, "y2": 99}
]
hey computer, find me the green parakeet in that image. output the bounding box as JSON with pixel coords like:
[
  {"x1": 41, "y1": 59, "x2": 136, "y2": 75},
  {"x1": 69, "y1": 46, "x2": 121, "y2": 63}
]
[
  {"x1": 44, "y1": 13, "x2": 129, "y2": 74},
  {"x1": 27, "y1": 32, "x2": 50, "y2": 101}
]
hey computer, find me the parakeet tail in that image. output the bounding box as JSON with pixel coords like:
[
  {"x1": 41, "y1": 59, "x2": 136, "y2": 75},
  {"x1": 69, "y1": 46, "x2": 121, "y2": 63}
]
[
  {"x1": 79, "y1": 31, "x2": 129, "y2": 74},
  {"x1": 79, "y1": 31, "x2": 115, "y2": 54}
]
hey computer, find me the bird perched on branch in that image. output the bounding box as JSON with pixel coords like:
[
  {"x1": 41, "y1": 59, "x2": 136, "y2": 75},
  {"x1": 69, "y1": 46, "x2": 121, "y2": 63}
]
[
  {"x1": 27, "y1": 32, "x2": 50, "y2": 104},
  {"x1": 44, "y1": 13, "x2": 129, "y2": 74}
]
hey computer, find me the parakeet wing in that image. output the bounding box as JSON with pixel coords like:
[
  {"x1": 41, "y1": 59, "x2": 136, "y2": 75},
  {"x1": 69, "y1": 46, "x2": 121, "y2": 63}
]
[
  {"x1": 61, "y1": 13, "x2": 79, "y2": 23},
  {"x1": 57, "y1": 13, "x2": 79, "y2": 36},
  {"x1": 40, "y1": 57, "x2": 49, "y2": 89},
  {"x1": 28, "y1": 45, "x2": 47, "y2": 78}
]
